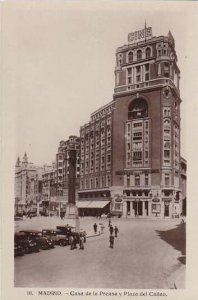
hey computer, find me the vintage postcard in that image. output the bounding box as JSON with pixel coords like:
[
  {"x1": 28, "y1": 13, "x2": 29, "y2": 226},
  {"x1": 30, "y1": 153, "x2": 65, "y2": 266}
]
[{"x1": 1, "y1": 1, "x2": 198, "y2": 300}]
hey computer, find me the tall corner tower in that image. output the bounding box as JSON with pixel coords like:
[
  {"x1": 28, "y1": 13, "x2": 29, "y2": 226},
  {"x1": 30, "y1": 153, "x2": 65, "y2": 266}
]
[{"x1": 111, "y1": 27, "x2": 182, "y2": 218}]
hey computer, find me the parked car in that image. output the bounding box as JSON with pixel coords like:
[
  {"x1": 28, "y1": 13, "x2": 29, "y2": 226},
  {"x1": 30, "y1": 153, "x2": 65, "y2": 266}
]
[
  {"x1": 56, "y1": 225, "x2": 86, "y2": 243},
  {"x1": 42, "y1": 229, "x2": 69, "y2": 246},
  {"x1": 14, "y1": 215, "x2": 23, "y2": 221},
  {"x1": 19, "y1": 230, "x2": 55, "y2": 250},
  {"x1": 14, "y1": 232, "x2": 40, "y2": 254},
  {"x1": 14, "y1": 242, "x2": 25, "y2": 256},
  {"x1": 40, "y1": 212, "x2": 49, "y2": 217}
]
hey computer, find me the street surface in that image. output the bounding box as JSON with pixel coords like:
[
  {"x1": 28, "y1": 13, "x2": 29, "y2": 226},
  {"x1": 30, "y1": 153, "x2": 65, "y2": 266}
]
[{"x1": 14, "y1": 217, "x2": 185, "y2": 289}]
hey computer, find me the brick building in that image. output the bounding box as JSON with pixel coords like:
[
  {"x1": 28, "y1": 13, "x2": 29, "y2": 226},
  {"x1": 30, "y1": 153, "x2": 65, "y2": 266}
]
[{"x1": 78, "y1": 27, "x2": 185, "y2": 218}]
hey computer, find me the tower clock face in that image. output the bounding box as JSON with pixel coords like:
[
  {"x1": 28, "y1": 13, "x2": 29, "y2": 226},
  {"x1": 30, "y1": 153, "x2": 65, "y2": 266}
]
[{"x1": 162, "y1": 86, "x2": 171, "y2": 99}]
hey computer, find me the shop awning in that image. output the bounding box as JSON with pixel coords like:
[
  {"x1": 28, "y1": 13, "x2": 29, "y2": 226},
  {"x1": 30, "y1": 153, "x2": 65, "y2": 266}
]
[
  {"x1": 86, "y1": 201, "x2": 110, "y2": 209},
  {"x1": 76, "y1": 201, "x2": 91, "y2": 208},
  {"x1": 76, "y1": 200, "x2": 110, "y2": 209}
]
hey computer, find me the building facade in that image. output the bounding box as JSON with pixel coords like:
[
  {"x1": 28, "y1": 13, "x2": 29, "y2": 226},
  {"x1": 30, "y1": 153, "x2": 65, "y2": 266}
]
[
  {"x1": 15, "y1": 153, "x2": 37, "y2": 214},
  {"x1": 56, "y1": 135, "x2": 81, "y2": 197},
  {"x1": 79, "y1": 27, "x2": 185, "y2": 218}
]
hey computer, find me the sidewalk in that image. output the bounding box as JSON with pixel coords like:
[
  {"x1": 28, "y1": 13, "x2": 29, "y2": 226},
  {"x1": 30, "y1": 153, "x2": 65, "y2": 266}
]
[{"x1": 169, "y1": 264, "x2": 186, "y2": 289}]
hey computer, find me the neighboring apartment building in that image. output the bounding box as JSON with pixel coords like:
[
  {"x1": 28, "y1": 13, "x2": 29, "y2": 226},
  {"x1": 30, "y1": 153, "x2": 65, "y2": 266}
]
[
  {"x1": 79, "y1": 27, "x2": 186, "y2": 218},
  {"x1": 15, "y1": 153, "x2": 56, "y2": 215},
  {"x1": 56, "y1": 136, "x2": 81, "y2": 211},
  {"x1": 41, "y1": 163, "x2": 57, "y2": 215}
]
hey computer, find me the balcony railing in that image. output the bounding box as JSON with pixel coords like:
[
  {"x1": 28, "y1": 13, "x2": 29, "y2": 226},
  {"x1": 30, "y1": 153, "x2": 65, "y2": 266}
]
[{"x1": 114, "y1": 78, "x2": 179, "y2": 97}]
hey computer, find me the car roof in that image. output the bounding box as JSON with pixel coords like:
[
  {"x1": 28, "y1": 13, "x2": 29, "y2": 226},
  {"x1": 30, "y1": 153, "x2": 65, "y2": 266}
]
[
  {"x1": 56, "y1": 225, "x2": 75, "y2": 229},
  {"x1": 15, "y1": 232, "x2": 27, "y2": 237},
  {"x1": 19, "y1": 230, "x2": 41, "y2": 233}
]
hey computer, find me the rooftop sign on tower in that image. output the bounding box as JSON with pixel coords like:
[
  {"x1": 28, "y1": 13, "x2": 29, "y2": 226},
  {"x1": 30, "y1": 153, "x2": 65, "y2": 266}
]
[{"x1": 128, "y1": 27, "x2": 152, "y2": 44}]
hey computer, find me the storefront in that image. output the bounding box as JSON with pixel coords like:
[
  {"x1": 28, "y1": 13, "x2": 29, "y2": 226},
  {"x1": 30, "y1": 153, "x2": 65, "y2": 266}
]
[{"x1": 76, "y1": 200, "x2": 110, "y2": 217}]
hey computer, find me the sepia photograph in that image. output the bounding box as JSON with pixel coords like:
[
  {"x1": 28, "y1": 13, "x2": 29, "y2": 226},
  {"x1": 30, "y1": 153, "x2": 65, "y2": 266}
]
[{"x1": 1, "y1": 1, "x2": 198, "y2": 299}]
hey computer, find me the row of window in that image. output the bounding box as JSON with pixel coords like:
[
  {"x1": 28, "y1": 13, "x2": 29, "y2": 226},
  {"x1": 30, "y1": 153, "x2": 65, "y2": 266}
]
[
  {"x1": 126, "y1": 174, "x2": 149, "y2": 186},
  {"x1": 126, "y1": 120, "x2": 150, "y2": 168},
  {"x1": 124, "y1": 47, "x2": 152, "y2": 64},
  {"x1": 127, "y1": 63, "x2": 150, "y2": 85},
  {"x1": 81, "y1": 175, "x2": 111, "y2": 190},
  {"x1": 125, "y1": 173, "x2": 171, "y2": 187}
]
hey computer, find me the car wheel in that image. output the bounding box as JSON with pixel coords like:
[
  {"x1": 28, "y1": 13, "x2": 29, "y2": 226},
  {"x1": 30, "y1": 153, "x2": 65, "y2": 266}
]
[
  {"x1": 59, "y1": 239, "x2": 67, "y2": 247},
  {"x1": 40, "y1": 244, "x2": 47, "y2": 250}
]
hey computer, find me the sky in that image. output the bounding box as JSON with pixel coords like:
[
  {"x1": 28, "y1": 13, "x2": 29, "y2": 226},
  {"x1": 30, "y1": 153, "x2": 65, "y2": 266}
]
[{"x1": 2, "y1": 1, "x2": 196, "y2": 166}]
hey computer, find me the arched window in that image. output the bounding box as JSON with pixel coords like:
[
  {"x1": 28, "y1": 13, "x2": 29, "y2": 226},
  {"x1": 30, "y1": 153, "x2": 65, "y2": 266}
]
[
  {"x1": 146, "y1": 47, "x2": 151, "y2": 58},
  {"x1": 137, "y1": 49, "x2": 142, "y2": 60},
  {"x1": 164, "y1": 119, "x2": 170, "y2": 125},
  {"x1": 128, "y1": 98, "x2": 148, "y2": 119},
  {"x1": 128, "y1": 51, "x2": 133, "y2": 63}
]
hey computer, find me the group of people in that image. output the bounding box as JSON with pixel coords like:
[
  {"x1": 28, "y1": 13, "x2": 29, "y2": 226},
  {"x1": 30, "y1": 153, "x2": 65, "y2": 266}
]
[
  {"x1": 93, "y1": 223, "x2": 105, "y2": 234},
  {"x1": 93, "y1": 219, "x2": 119, "y2": 249},
  {"x1": 69, "y1": 233, "x2": 85, "y2": 250},
  {"x1": 109, "y1": 219, "x2": 119, "y2": 248}
]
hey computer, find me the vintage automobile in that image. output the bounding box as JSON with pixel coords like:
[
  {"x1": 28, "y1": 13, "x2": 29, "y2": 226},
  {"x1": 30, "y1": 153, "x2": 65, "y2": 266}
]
[
  {"x1": 56, "y1": 225, "x2": 86, "y2": 243},
  {"x1": 42, "y1": 229, "x2": 69, "y2": 246},
  {"x1": 14, "y1": 242, "x2": 25, "y2": 256},
  {"x1": 14, "y1": 232, "x2": 40, "y2": 254},
  {"x1": 19, "y1": 230, "x2": 55, "y2": 250}
]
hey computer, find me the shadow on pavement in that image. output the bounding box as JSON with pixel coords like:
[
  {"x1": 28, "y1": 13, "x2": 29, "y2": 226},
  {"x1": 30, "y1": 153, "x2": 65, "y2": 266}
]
[{"x1": 156, "y1": 223, "x2": 186, "y2": 265}]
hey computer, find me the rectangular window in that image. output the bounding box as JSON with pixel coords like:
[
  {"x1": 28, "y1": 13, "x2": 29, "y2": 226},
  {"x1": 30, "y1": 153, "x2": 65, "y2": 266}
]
[
  {"x1": 136, "y1": 75, "x2": 141, "y2": 82},
  {"x1": 145, "y1": 73, "x2": 149, "y2": 81},
  {"x1": 127, "y1": 175, "x2": 130, "y2": 186},
  {"x1": 107, "y1": 175, "x2": 111, "y2": 186},
  {"x1": 133, "y1": 151, "x2": 142, "y2": 160},
  {"x1": 96, "y1": 178, "x2": 99, "y2": 188},
  {"x1": 128, "y1": 77, "x2": 132, "y2": 84},
  {"x1": 145, "y1": 64, "x2": 149, "y2": 71},
  {"x1": 164, "y1": 63, "x2": 170, "y2": 77},
  {"x1": 136, "y1": 66, "x2": 141, "y2": 73},
  {"x1": 134, "y1": 122, "x2": 142, "y2": 128},
  {"x1": 135, "y1": 175, "x2": 140, "y2": 186},
  {"x1": 164, "y1": 150, "x2": 170, "y2": 158},
  {"x1": 145, "y1": 175, "x2": 148, "y2": 186},
  {"x1": 165, "y1": 174, "x2": 170, "y2": 186}
]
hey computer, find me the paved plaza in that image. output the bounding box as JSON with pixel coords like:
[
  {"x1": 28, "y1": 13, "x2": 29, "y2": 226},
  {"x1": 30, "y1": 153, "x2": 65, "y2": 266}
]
[{"x1": 14, "y1": 216, "x2": 185, "y2": 289}]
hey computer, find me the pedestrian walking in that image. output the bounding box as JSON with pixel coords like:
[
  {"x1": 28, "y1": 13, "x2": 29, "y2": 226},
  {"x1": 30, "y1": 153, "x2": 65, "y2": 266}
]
[
  {"x1": 109, "y1": 224, "x2": 114, "y2": 236},
  {"x1": 73, "y1": 234, "x2": 77, "y2": 249},
  {"x1": 79, "y1": 234, "x2": 84, "y2": 250},
  {"x1": 114, "y1": 226, "x2": 119, "y2": 237},
  {"x1": 100, "y1": 224, "x2": 105, "y2": 234},
  {"x1": 93, "y1": 223, "x2": 97, "y2": 234},
  {"x1": 109, "y1": 235, "x2": 114, "y2": 248},
  {"x1": 69, "y1": 235, "x2": 74, "y2": 250},
  {"x1": 108, "y1": 218, "x2": 111, "y2": 227}
]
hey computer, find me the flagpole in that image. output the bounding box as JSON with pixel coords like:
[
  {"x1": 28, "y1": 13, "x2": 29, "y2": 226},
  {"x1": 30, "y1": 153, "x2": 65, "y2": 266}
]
[{"x1": 145, "y1": 20, "x2": 147, "y2": 42}]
